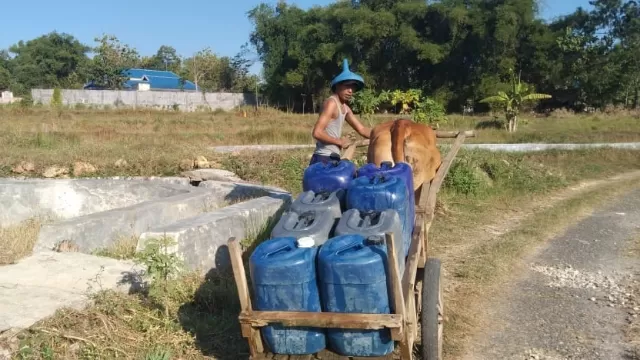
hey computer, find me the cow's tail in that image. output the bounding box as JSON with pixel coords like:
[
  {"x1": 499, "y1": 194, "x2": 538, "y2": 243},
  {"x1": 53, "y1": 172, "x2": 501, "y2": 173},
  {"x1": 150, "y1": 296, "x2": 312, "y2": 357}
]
[{"x1": 390, "y1": 119, "x2": 411, "y2": 164}]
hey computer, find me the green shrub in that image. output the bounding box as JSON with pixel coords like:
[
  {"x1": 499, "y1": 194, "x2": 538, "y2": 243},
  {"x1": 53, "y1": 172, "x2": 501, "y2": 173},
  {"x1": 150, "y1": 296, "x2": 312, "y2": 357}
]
[
  {"x1": 50, "y1": 87, "x2": 63, "y2": 108},
  {"x1": 444, "y1": 159, "x2": 484, "y2": 196}
]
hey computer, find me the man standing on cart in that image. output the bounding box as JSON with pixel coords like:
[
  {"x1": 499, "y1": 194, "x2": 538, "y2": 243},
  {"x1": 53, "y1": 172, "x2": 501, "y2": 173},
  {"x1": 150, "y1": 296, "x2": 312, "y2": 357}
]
[{"x1": 309, "y1": 59, "x2": 372, "y2": 165}]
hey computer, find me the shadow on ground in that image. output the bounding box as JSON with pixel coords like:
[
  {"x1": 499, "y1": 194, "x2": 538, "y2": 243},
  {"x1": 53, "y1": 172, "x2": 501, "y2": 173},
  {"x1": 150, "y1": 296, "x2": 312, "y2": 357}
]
[
  {"x1": 177, "y1": 213, "x2": 280, "y2": 360},
  {"x1": 177, "y1": 268, "x2": 251, "y2": 360},
  {"x1": 475, "y1": 118, "x2": 504, "y2": 130}
]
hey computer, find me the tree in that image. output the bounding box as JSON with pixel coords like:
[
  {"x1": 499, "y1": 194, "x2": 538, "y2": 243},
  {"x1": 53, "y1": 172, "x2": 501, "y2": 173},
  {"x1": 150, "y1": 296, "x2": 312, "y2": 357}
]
[
  {"x1": 182, "y1": 48, "x2": 224, "y2": 92},
  {"x1": 479, "y1": 69, "x2": 551, "y2": 132},
  {"x1": 228, "y1": 43, "x2": 259, "y2": 92},
  {"x1": 0, "y1": 66, "x2": 11, "y2": 91},
  {"x1": 7, "y1": 32, "x2": 90, "y2": 93},
  {"x1": 88, "y1": 34, "x2": 140, "y2": 89},
  {"x1": 141, "y1": 45, "x2": 181, "y2": 72}
]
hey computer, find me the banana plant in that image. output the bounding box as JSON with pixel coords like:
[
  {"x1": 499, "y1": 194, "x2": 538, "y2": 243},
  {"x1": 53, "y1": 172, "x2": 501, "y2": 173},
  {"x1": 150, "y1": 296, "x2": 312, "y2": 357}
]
[
  {"x1": 389, "y1": 89, "x2": 422, "y2": 114},
  {"x1": 479, "y1": 69, "x2": 552, "y2": 132}
]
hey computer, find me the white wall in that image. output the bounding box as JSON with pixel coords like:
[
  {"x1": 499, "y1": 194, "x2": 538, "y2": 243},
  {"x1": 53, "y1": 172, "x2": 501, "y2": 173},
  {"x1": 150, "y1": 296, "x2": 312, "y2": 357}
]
[{"x1": 31, "y1": 89, "x2": 256, "y2": 111}]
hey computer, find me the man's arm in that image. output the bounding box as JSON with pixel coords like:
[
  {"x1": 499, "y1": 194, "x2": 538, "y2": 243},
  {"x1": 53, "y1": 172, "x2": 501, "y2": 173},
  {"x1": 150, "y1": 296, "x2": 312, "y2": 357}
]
[
  {"x1": 344, "y1": 106, "x2": 372, "y2": 139},
  {"x1": 312, "y1": 99, "x2": 349, "y2": 148}
]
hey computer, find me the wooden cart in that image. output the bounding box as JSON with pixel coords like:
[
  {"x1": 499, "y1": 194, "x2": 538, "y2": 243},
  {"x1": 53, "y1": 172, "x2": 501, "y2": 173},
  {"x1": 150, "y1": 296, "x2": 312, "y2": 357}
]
[{"x1": 227, "y1": 130, "x2": 475, "y2": 360}]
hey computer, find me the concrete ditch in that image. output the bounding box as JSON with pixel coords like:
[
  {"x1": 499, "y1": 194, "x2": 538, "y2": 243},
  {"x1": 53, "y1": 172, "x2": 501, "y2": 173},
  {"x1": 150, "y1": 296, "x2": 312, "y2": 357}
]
[{"x1": 0, "y1": 174, "x2": 291, "y2": 333}]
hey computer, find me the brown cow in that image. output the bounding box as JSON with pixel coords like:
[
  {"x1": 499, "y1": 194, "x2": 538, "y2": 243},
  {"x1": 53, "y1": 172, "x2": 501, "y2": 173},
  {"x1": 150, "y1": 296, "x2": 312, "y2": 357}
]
[{"x1": 367, "y1": 119, "x2": 442, "y2": 194}]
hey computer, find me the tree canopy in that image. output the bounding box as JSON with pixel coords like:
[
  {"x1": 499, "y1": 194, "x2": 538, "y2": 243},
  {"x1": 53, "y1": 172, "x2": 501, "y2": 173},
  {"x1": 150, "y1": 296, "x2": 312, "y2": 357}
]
[
  {"x1": 1, "y1": 0, "x2": 638, "y2": 114},
  {"x1": 248, "y1": 0, "x2": 640, "y2": 112},
  {"x1": 0, "y1": 32, "x2": 258, "y2": 94}
]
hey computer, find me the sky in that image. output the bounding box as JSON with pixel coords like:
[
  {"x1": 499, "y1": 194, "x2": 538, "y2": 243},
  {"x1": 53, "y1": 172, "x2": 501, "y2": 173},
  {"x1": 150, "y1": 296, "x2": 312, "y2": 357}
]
[{"x1": 0, "y1": 0, "x2": 593, "y2": 75}]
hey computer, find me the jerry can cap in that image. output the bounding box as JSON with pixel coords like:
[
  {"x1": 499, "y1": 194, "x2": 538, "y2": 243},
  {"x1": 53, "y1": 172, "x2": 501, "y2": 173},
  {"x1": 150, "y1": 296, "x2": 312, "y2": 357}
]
[{"x1": 297, "y1": 236, "x2": 315, "y2": 248}]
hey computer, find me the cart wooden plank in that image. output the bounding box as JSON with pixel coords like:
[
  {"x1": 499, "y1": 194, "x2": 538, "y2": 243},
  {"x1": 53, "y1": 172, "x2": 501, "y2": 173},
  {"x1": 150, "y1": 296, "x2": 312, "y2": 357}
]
[
  {"x1": 421, "y1": 132, "x2": 467, "y2": 221},
  {"x1": 239, "y1": 311, "x2": 402, "y2": 330},
  {"x1": 253, "y1": 353, "x2": 274, "y2": 360},
  {"x1": 229, "y1": 238, "x2": 264, "y2": 356},
  {"x1": 385, "y1": 233, "x2": 405, "y2": 341},
  {"x1": 260, "y1": 352, "x2": 322, "y2": 359},
  {"x1": 288, "y1": 355, "x2": 313, "y2": 360},
  {"x1": 340, "y1": 129, "x2": 475, "y2": 161},
  {"x1": 401, "y1": 222, "x2": 424, "y2": 343},
  {"x1": 315, "y1": 350, "x2": 350, "y2": 359}
]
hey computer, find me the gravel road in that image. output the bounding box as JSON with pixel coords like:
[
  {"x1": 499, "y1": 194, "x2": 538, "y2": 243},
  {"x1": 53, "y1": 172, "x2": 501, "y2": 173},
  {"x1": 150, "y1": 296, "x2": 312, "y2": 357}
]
[{"x1": 461, "y1": 187, "x2": 640, "y2": 360}]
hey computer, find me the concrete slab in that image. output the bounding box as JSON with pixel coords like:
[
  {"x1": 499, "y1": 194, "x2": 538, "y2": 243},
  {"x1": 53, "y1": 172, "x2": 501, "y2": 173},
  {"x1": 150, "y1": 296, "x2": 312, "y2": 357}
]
[
  {"x1": 137, "y1": 195, "x2": 291, "y2": 272},
  {"x1": 181, "y1": 169, "x2": 244, "y2": 183},
  {"x1": 34, "y1": 188, "x2": 224, "y2": 253},
  {"x1": 0, "y1": 251, "x2": 144, "y2": 332},
  {"x1": 0, "y1": 178, "x2": 190, "y2": 227},
  {"x1": 198, "y1": 180, "x2": 291, "y2": 203}
]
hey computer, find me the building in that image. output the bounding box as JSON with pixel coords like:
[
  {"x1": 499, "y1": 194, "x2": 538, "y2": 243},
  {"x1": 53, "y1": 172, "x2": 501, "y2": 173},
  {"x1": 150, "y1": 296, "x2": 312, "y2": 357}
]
[
  {"x1": 0, "y1": 91, "x2": 20, "y2": 104},
  {"x1": 84, "y1": 68, "x2": 197, "y2": 91}
]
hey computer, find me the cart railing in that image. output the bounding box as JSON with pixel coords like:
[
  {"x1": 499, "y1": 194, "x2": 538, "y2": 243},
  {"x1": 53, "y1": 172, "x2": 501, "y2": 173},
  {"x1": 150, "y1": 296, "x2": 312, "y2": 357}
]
[
  {"x1": 229, "y1": 128, "x2": 475, "y2": 359},
  {"x1": 228, "y1": 231, "x2": 406, "y2": 357}
]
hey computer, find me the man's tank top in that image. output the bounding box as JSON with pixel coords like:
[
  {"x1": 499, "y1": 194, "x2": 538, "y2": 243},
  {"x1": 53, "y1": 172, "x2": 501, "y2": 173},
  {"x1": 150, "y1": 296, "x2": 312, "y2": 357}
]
[{"x1": 314, "y1": 95, "x2": 346, "y2": 156}]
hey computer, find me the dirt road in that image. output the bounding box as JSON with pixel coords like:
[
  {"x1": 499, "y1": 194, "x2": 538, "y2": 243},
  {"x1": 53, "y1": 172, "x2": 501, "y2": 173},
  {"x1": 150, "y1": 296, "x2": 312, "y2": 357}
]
[{"x1": 460, "y1": 188, "x2": 640, "y2": 360}]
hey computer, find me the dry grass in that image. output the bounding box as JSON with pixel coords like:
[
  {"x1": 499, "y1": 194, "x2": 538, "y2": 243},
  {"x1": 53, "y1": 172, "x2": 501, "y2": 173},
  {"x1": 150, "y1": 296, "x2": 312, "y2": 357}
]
[
  {"x1": 92, "y1": 235, "x2": 139, "y2": 260},
  {"x1": 1, "y1": 106, "x2": 639, "y2": 179},
  {"x1": 0, "y1": 218, "x2": 42, "y2": 265},
  {"x1": 0, "y1": 106, "x2": 318, "y2": 178},
  {"x1": 8, "y1": 272, "x2": 246, "y2": 360}
]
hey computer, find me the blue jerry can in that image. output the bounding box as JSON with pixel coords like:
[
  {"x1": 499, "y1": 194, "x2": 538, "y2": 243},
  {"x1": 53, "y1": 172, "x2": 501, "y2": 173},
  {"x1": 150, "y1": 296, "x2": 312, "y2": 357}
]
[
  {"x1": 249, "y1": 236, "x2": 326, "y2": 354},
  {"x1": 317, "y1": 234, "x2": 395, "y2": 357}
]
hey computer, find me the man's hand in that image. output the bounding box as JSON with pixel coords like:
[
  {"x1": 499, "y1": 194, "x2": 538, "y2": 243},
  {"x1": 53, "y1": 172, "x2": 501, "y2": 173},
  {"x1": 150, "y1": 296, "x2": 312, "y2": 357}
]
[
  {"x1": 339, "y1": 137, "x2": 353, "y2": 149},
  {"x1": 345, "y1": 106, "x2": 372, "y2": 139}
]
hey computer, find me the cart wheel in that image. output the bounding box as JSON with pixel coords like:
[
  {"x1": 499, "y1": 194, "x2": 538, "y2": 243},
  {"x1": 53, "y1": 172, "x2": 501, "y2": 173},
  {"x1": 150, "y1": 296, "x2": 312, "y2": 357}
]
[{"x1": 421, "y1": 258, "x2": 443, "y2": 360}]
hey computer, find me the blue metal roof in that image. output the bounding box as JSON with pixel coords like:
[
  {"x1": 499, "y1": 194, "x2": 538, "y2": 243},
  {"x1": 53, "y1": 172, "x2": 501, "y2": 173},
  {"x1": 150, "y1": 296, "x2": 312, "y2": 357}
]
[{"x1": 122, "y1": 68, "x2": 197, "y2": 91}]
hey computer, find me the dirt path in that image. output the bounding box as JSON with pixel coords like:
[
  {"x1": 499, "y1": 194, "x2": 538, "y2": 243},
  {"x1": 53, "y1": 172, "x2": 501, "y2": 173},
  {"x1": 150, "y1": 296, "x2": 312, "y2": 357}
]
[{"x1": 459, "y1": 187, "x2": 640, "y2": 360}]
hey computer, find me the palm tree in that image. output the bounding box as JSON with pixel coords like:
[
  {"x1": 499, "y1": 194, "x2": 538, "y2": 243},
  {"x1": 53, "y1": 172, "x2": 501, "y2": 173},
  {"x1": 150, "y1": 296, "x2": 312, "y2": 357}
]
[{"x1": 479, "y1": 69, "x2": 552, "y2": 132}]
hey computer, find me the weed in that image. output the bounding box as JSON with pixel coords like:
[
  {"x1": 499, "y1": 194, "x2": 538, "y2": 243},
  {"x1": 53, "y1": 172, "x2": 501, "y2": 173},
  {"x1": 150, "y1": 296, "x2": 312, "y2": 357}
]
[
  {"x1": 134, "y1": 235, "x2": 184, "y2": 317},
  {"x1": 144, "y1": 348, "x2": 173, "y2": 360},
  {"x1": 444, "y1": 159, "x2": 484, "y2": 195}
]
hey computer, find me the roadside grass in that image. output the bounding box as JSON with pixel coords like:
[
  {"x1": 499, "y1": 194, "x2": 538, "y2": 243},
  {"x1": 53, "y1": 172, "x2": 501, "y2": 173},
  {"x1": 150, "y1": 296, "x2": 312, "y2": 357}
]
[
  {"x1": 221, "y1": 146, "x2": 640, "y2": 196},
  {"x1": 1, "y1": 106, "x2": 639, "y2": 179}
]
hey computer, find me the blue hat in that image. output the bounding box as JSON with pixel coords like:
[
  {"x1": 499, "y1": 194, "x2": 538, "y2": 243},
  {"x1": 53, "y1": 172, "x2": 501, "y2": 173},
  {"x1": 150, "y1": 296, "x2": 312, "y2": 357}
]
[{"x1": 330, "y1": 58, "x2": 365, "y2": 92}]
